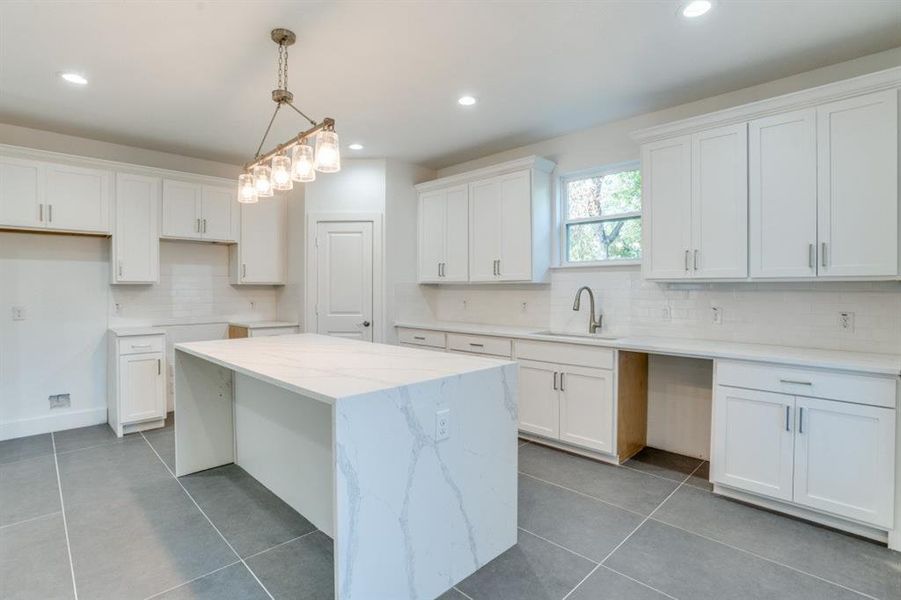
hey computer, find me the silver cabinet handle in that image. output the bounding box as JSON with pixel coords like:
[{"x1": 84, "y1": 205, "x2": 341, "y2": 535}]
[
  {"x1": 785, "y1": 405, "x2": 791, "y2": 432},
  {"x1": 799, "y1": 407, "x2": 805, "y2": 434},
  {"x1": 196, "y1": 218, "x2": 201, "y2": 233},
  {"x1": 553, "y1": 371, "x2": 558, "y2": 390},
  {"x1": 693, "y1": 249, "x2": 699, "y2": 271},
  {"x1": 492, "y1": 259, "x2": 498, "y2": 276},
  {"x1": 157, "y1": 359, "x2": 161, "y2": 375},
  {"x1": 118, "y1": 261, "x2": 123, "y2": 278},
  {"x1": 131, "y1": 343, "x2": 152, "y2": 349},
  {"x1": 413, "y1": 336, "x2": 426, "y2": 341},
  {"x1": 48, "y1": 205, "x2": 52, "y2": 222},
  {"x1": 437, "y1": 262, "x2": 441, "y2": 277},
  {"x1": 202, "y1": 218, "x2": 207, "y2": 233},
  {"x1": 469, "y1": 343, "x2": 484, "y2": 348},
  {"x1": 808, "y1": 243, "x2": 815, "y2": 269},
  {"x1": 39, "y1": 204, "x2": 44, "y2": 222},
  {"x1": 560, "y1": 372, "x2": 565, "y2": 392},
  {"x1": 780, "y1": 379, "x2": 812, "y2": 386},
  {"x1": 497, "y1": 259, "x2": 501, "y2": 276},
  {"x1": 821, "y1": 242, "x2": 827, "y2": 268},
  {"x1": 242, "y1": 264, "x2": 247, "y2": 279},
  {"x1": 684, "y1": 249, "x2": 690, "y2": 271}
]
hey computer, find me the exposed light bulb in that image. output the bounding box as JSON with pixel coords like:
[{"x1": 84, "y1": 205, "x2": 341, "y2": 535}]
[
  {"x1": 271, "y1": 154, "x2": 293, "y2": 190},
  {"x1": 252, "y1": 164, "x2": 273, "y2": 197},
  {"x1": 291, "y1": 144, "x2": 316, "y2": 182},
  {"x1": 314, "y1": 130, "x2": 341, "y2": 173},
  {"x1": 237, "y1": 173, "x2": 258, "y2": 204}
]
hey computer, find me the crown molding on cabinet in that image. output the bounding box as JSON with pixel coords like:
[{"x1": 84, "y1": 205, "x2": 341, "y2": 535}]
[
  {"x1": 414, "y1": 155, "x2": 556, "y2": 192},
  {"x1": 632, "y1": 66, "x2": 901, "y2": 143}
]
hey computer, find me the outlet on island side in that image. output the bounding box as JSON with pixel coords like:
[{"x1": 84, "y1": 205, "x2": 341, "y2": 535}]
[
  {"x1": 839, "y1": 311, "x2": 855, "y2": 332},
  {"x1": 436, "y1": 408, "x2": 450, "y2": 442}
]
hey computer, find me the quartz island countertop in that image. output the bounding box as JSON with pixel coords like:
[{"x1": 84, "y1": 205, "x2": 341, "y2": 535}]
[{"x1": 175, "y1": 332, "x2": 513, "y2": 404}]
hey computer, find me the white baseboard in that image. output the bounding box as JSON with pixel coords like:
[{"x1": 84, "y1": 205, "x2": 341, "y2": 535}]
[{"x1": 0, "y1": 407, "x2": 107, "y2": 441}]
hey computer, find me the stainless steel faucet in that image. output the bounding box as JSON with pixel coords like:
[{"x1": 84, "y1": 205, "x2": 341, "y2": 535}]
[{"x1": 572, "y1": 286, "x2": 602, "y2": 334}]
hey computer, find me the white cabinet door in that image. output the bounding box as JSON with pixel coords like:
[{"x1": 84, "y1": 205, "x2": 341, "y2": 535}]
[
  {"x1": 0, "y1": 156, "x2": 44, "y2": 228},
  {"x1": 558, "y1": 365, "x2": 614, "y2": 453},
  {"x1": 469, "y1": 177, "x2": 502, "y2": 282},
  {"x1": 817, "y1": 90, "x2": 898, "y2": 277},
  {"x1": 691, "y1": 123, "x2": 748, "y2": 278},
  {"x1": 200, "y1": 185, "x2": 233, "y2": 242},
  {"x1": 161, "y1": 179, "x2": 202, "y2": 239},
  {"x1": 749, "y1": 110, "x2": 818, "y2": 278},
  {"x1": 113, "y1": 174, "x2": 160, "y2": 284},
  {"x1": 443, "y1": 185, "x2": 469, "y2": 282},
  {"x1": 794, "y1": 397, "x2": 895, "y2": 528},
  {"x1": 418, "y1": 190, "x2": 445, "y2": 282},
  {"x1": 119, "y1": 353, "x2": 165, "y2": 424},
  {"x1": 44, "y1": 163, "x2": 111, "y2": 233},
  {"x1": 642, "y1": 136, "x2": 692, "y2": 279},
  {"x1": 518, "y1": 359, "x2": 559, "y2": 438},
  {"x1": 497, "y1": 169, "x2": 532, "y2": 281},
  {"x1": 712, "y1": 386, "x2": 794, "y2": 501},
  {"x1": 237, "y1": 195, "x2": 286, "y2": 284}
]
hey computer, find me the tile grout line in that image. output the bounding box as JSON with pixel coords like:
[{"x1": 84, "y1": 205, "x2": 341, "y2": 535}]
[
  {"x1": 517, "y1": 527, "x2": 599, "y2": 565},
  {"x1": 140, "y1": 432, "x2": 276, "y2": 600},
  {"x1": 560, "y1": 460, "x2": 704, "y2": 600},
  {"x1": 453, "y1": 586, "x2": 476, "y2": 599},
  {"x1": 142, "y1": 560, "x2": 242, "y2": 600},
  {"x1": 0, "y1": 509, "x2": 62, "y2": 531},
  {"x1": 242, "y1": 529, "x2": 319, "y2": 561},
  {"x1": 599, "y1": 564, "x2": 679, "y2": 600},
  {"x1": 518, "y1": 471, "x2": 650, "y2": 519},
  {"x1": 50, "y1": 432, "x2": 79, "y2": 600},
  {"x1": 644, "y1": 517, "x2": 880, "y2": 600}
]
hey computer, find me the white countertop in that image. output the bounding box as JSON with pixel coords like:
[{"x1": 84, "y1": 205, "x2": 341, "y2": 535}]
[
  {"x1": 175, "y1": 333, "x2": 513, "y2": 404},
  {"x1": 228, "y1": 320, "x2": 299, "y2": 329},
  {"x1": 395, "y1": 320, "x2": 901, "y2": 376},
  {"x1": 109, "y1": 327, "x2": 166, "y2": 337}
]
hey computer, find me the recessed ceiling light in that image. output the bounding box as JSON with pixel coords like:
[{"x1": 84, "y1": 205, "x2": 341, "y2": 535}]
[
  {"x1": 60, "y1": 72, "x2": 88, "y2": 85},
  {"x1": 681, "y1": 0, "x2": 712, "y2": 18},
  {"x1": 348, "y1": 143, "x2": 364, "y2": 150},
  {"x1": 458, "y1": 95, "x2": 477, "y2": 106}
]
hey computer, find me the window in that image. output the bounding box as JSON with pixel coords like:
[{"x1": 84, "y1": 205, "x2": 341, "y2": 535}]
[{"x1": 561, "y1": 164, "x2": 642, "y2": 265}]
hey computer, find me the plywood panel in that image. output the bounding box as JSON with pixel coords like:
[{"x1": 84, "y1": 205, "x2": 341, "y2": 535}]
[
  {"x1": 647, "y1": 355, "x2": 713, "y2": 460},
  {"x1": 617, "y1": 351, "x2": 648, "y2": 462}
]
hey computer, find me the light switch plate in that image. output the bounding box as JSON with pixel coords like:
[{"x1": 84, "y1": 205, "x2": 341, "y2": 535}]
[
  {"x1": 11, "y1": 306, "x2": 26, "y2": 321},
  {"x1": 436, "y1": 409, "x2": 450, "y2": 441}
]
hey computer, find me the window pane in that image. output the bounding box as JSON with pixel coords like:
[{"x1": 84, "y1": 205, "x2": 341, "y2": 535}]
[
  {"x1": 567, "y1": 217, "x2": 641, "y2": 262},
  {"x1": 566, "y1": 169, "x2": 641, "y2": 220}
]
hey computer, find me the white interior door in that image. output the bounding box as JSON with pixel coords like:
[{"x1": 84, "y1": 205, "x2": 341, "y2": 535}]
[{"x1": 316, "y1": 221, "x2": 374, "y2": 341}]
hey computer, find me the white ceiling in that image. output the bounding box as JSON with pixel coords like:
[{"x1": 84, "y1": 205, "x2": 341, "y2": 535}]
[{"x1": 1, "y1": 1, "x2": 899, "y2": 169}]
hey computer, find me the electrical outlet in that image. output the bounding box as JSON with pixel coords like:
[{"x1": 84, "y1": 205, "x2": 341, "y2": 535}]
[
  {"x1": 521, "y1": 302, "x2": 528, "y2": 313},
  {"x1": 839, "y1": 311, "x2": 855, "y2": 332},
  {"x1": 462, "y1": 299, "x2": 468, "y2": 311},
  {"x1": 250, "y1": 300, "x2": 256, "y2": 310},
  {"x1": 436, "y1": 409, "x2": 450, "y2": 442},
  {"x1": 711, "y1": 306, "x2": 723, "y2": 325},
  {"x1": 11, "y1": 306, "x2": 26, "y2": 321},
  {"x1": 661, "y1": 306, "x2": 672, "y2": 321}
]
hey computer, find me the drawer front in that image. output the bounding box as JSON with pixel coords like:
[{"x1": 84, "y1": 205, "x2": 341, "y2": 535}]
[
  {"x1": 118, "y1": 335, "x2": 165, "y2": 355},
  {"x1": 515, "y1": 339, "x2": 614, "y2": 370},
  {"x1": 447, "y1": 333, "x2": 512, "y2": 358},
  {"x1": 397, "y1": 328, "x2": 446, "y2": 349},
  {"x1": 716, "y1": 360, "x2": 897, "y2": 408}
]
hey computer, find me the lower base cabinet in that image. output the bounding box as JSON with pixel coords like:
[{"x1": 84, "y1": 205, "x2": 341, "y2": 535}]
[{"x1": 108, "y1": 330, "x2": 167, "y2": 437}]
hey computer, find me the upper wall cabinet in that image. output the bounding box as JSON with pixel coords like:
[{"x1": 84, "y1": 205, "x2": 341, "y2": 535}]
[
  {"x1": 0, "y1": 155, "x2": 111, "y2": 234},
  {"x1": 229, "y1": 194, "x2": 287, "y2": 285},
  {"x1": 161, "y1": 179, "x2": 235, "y2": 243},
  {"x1": 415, "y1": 156, "x2": 555, "y2": 284},
  {"x1": 635, "y1": 70, "x2": 900, "y2": 281},
  {"x1": 113, "y1": 173, "x2": 160, "y2": 284}
]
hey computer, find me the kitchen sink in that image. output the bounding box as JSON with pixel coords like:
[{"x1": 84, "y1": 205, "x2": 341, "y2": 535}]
[{"x1": 531, "y1": 330, "x2": 619, "y2": 341}]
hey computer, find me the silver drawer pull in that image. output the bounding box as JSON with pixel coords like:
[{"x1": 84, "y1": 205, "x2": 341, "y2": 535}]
[
  {"x1": 553, "y1": 371, "x2": 558, "y2": 391},
  {"x1": 469, "y1": 343, "x2": 484, "y2": 348},
  {"x1": 131, "y1": 343, "x2": 152, "y2": 349},
  {"x1": 413, "y1": 336, "x2": 426, "y2": 341},
  {"x1": 780, "y1": 379, "x2": 812, "y2": 386},
  {"x1": 799, "y1": 407, "x2": 805, "y2": 434},
  {"x1": 785, "y1": 405, "x2": 791, "y2": 432}
]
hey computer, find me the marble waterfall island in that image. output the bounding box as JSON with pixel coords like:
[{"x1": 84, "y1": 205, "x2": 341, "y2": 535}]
[{"x1": 173, "y1": 334, "x2": 518, "y2": 600}]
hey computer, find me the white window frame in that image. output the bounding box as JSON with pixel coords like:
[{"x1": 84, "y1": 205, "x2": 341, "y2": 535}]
[{"x1": 557, "y1": 160, "x2": 642, "y2": 268}]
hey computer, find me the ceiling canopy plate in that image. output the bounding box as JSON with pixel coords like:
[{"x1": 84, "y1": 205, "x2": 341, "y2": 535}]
[{"x1": 270, "y1": 28, "x2": 296, "y2": 46}]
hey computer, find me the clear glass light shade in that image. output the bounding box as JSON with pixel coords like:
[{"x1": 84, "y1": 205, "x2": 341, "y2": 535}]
[
  {"x1": 237, "y1": 173, "x2": 258, "y2": 204},
  {"x1": 271, "y1": 154, "x2": 293, "y2": 191},
  {"x1": 291, "y1": 144, "x2": 316, "y2": 182},
  {"x1": 252, "y1": 165, "x2": 274, "y2": 197},
  {"x1": 314, "y1": 130, "x2": 341, "y2": 173}
]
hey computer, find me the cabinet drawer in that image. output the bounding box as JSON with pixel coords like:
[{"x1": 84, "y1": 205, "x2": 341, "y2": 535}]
[
  {"x1": 515, "y1": 339, "x2": 614, "y2": 370},
  {"x1": 397, "y1": 328, "x2": 446, "y2": 349},
  {"x1": 447, "y1": 333, "x2": 512, "y2": 357},
  {"x1": 716, "y1": 360, "x2": 896, "y2": 409},
  {"x1": 119, "y1": 335, "x2": 165, "y2": 355}
]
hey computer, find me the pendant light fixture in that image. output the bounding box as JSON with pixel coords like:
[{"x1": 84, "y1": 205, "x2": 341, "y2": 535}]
[{"x1": 238, "y1": 28, "x2": 340, "y2": 203}]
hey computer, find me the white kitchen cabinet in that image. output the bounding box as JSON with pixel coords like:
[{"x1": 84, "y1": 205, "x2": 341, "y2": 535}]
[
  {"x1": 794, "y1": 396, "x2": 895, "y2": 528},
  {"x1": 641, "y1": 136, "x2": 692, "y2": 279},
  {"x1": 0, "y1": 156, "x2": 43, "y2": 228},
  {"x1": 469, "y1": 169, "x2": 535, "y2": 282},
  {"x1": 518, "y1": 359, "x2": 560, "y2": 439},
  {"x1": 161, "y1": 179, "x2": 236, "y2": 242},
  {"x1": 418, "y1": 184, "x2": 468, "y2": 282},
  {"x1": 558, "y1": 365, "x2": 615, "y2": 453},
  {"x1": 749, "y1": 109, "x2": 818, "y2": 278},
  {"x1": 108, "y1": 330, "x2": 167, "y2": 437},
  {"x1": 200, "y1": 184, "x2": 234, "y2": 242},
  {"x1": 44, "y1": 163, "x2": 111, "y2": 233},
  {"x1": 712, "y1": 386, "x2": 795, "y2": 501},
  {"x1": 817, "y1": 90, "x2": 898, "y2": 277},
  {"x1": 691, "y1": 123, "x2": 748, "y2": 278},
  {"x1": 230, "y1": 195, "x2": 286, "y2": 284},
  {"x1": 113, "y1": 173, "x2": 160, "y2": 284}
]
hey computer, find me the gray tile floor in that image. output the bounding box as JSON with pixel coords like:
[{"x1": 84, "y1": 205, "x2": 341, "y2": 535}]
[{"x1": 1, "y1": 420, "x2": 899, "y2": 599}]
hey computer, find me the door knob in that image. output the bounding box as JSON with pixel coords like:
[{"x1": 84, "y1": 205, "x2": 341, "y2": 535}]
[{"x1": 360, "y1": 321, "x2": 371, "y2": 327}]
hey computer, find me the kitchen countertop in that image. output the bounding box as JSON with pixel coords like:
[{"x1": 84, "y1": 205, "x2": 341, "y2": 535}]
[
  {"x1": 228, "y1": 320, "x2": 299, "y2": 329},
  {"x1": 175, "y1": 333, "x2": 513, "y2": 404},
  {"x1": 109, "y1": 327, "x2": 166, "y2": 337},
  {"x1": 395, "y1": 320, "x2": 901, "y2": 376}
]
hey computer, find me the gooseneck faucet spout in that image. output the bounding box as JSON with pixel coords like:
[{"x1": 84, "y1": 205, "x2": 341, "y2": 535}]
[{"x1": 573, "y1": 286, "x2": 602, "y2": 334}]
